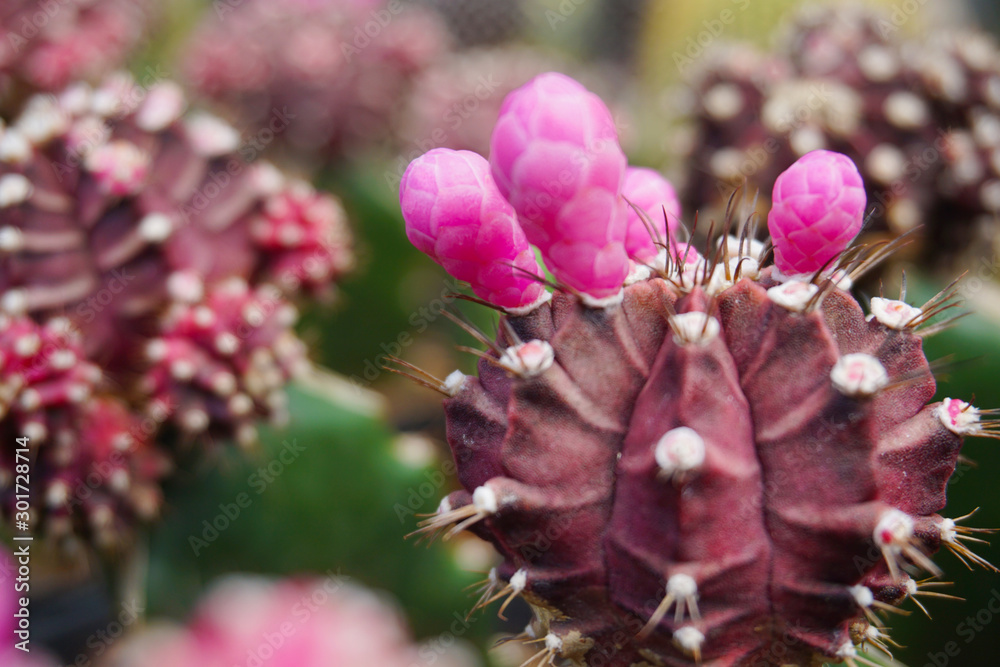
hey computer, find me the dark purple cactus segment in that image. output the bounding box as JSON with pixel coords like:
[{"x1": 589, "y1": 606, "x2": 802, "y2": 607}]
[{"x1": 424, "y1": 264, "x2": 985, "y2": 665}]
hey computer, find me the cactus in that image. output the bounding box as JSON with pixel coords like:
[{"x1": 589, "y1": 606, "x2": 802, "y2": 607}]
[
  {"x1": 0, "y1": 72, "x2": 352, "y2": 543},
  {"x1": 400, "y1": 46, "x2": 580, "y2": 156},
  {"x1": 105, "y1": 574, "x2": 481, "y2": 667},
  {"x1": 398, "y1": 73, "x2": 998, "y2": 666},
  {"x1": 0, "y1": 313, "x2": 169, "y2": 545},
  {"x1": 677, "y1": 4, "x2": 1000, "y2": 267},
  {"x1": 181, "y1": 0, "x2": 449, "y2": 163},
  {"x1": 0, "y1": 0, "x2": 151, "y2": 98}
]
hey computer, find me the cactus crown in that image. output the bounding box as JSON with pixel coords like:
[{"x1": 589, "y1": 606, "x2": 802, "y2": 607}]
[{"x1": 398, "y1": 73, "x2": 998, "y2": 666}]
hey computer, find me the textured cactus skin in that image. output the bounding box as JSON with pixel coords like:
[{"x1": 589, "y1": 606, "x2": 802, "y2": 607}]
[
  {"x1": 400, "y1": 71, "x2": 987, "y2": 665},
  {"x1": 437, "y1": 268, "x2": 964, "y2": 666}
]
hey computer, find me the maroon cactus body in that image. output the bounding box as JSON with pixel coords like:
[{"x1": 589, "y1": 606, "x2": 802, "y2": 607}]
[
  {"x1": 432, "y1": 264, "x2": 973, "y2": 665},
  {"x1": 400, "y1": 74, "x2": 996, "y2": 667},
  {"x1": 0, "y1": 73, "x2": 352, "y2": 543}
]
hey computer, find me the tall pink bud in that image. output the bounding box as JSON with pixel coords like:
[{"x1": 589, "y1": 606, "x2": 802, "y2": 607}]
[
  {"x1": 400, "y1": 148, "x2": 548, "y2": 313},
  {"x1": 767, "y1": 150, "x2": 867, "y2": 275},
  {"x1": 489, "y1": 72, "x2": 629, "y2": 302},
  {"x1": 621, "y1": 166, "x2": 682, "y2": 263}
]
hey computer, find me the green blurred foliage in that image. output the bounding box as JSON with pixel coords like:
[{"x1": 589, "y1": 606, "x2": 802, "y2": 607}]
[
  {"x1": 146, "y1": 384, "x2": 492, "y2": 646},
  {"x1": 887, "y1": 273, "x2": 1000, "y2": 666}
]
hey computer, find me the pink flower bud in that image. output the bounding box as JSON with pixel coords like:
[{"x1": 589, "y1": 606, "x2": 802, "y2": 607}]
[
  {"x1": 400, "y1": 148, "x2": 547, "y2": 313},
  {"x1": 767, "y1": 150, "x2": 867, "y2": 275},
  {"x1": 489, "y1": 72, "x2": 629, "y2": 301},
  {"x1": 622, "y1": 167, "x2": 681, "y2": 262}
]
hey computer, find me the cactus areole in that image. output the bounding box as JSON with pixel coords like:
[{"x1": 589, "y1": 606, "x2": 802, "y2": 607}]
[{"x1": 398, "y1": 74, "x2": 997, "y2": 666}]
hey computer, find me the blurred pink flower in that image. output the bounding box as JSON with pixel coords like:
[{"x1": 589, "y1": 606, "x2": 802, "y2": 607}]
[{"x1": 104, "y1": 576, "x2": 481, "y2": 667}]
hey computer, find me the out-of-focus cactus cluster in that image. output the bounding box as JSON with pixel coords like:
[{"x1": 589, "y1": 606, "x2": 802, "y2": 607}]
[
  {"x1": 105, "y1": 575, "x2": 480, "y2": 667},
  {"x1": 400, "y1": 47, "x2": 573, "y2": 157},
  {"x1": 182, "y1": 0, "x2": 450, "y2": 163},
  {"x1": 0, "y1": 0, "x2": 152, "y2": 100},
  {"x1": 678, "y1": 4, "x2": 1000, "y2": 266},
  {"x1": 0, "y1": 72, "x2": 352, "y2": 546},
  {"x1": 398, "y1": 72, "x2": 998, "y2": 666}
]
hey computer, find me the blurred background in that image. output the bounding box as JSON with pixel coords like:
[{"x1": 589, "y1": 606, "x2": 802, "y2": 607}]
[{"x1": 2, "y1": 0, "x2": 1000, "y2": 665}]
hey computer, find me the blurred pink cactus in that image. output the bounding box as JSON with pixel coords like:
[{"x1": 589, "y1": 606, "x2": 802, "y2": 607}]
[
  {"x1": 142, "y1": 278, "x2": 307, "y2": 446},
  {"x1": 0, "y1": 72, "x2": 352, "y2": 544},
  {"x1": 0, "y1": 313, "x2": 169, "y2": 544},
  {"x1": 104, "y1": 576, "x2": 480, "y2": 667},
  {"x1": 400, "y1": 148, "x2": 548, "y2": 313},
  {"x1": 489, "y1": 72, "x2": 630, "y2": 301},
  {"x1": 621, "y1": 166, "x2": 682, "y2": 264},
  {"x1": 182, "y1": 0, "x2": 449, "y2": 162},
  {"x1": 0, "y1": 0, "x2": 151, "y2": 95},
  {"x1": 768, "y1": 150, "x2": 867, "y2": 275}
]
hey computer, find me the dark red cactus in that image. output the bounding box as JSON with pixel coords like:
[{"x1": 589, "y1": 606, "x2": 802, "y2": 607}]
[
  {"x1": 141, "y1": 277, "x2": 307, "y2": 446},
  {"x1": 400, "y1": 74, "x2": 998, "y2": 667},
  {"x1": 0, "y1": 314, "x2": 168, "y2": 544},
  {"x1": 0, "y1": 72, "x2": 351, "y2": 544},
  {"x1": 677, "y1": 5, "x2": 1000, "y2": 267}
]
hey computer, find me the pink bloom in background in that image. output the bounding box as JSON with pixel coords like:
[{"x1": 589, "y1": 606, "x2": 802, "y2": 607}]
[
  {"x1": 400, "y1": 148, "x2": 547, "y2": 313},
  {"x1": 104, "y1": 576, "x2": 480, "y2": 667},
  {"x1": 489, "y1": 72, "x2": 630, "y2": 301},
  {"x1": 621, "y1": 166, "x2": 682, "y2": 263},
  {"x1": 767, "y1": 150, "x2": 867, "y2": 275}
]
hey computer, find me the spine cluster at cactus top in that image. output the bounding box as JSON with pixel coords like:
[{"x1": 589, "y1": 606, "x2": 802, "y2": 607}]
[{"x1": 398, "y1": 72, "x2": 998, "y2": 667}]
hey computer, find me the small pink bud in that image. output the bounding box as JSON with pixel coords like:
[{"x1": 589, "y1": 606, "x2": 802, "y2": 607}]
[
  {"x1": 622, "y1": 167, "x2": 681, "y2": 262},
  {"x1": 767, "y1": 150, "x2": 866, "y2": 275},
  {"x1": 400, "y1": 148, "x2": 547, "y2": 313},
  {"x1": 489, "y1": 72, "x2": 629, "y2": 301}
]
